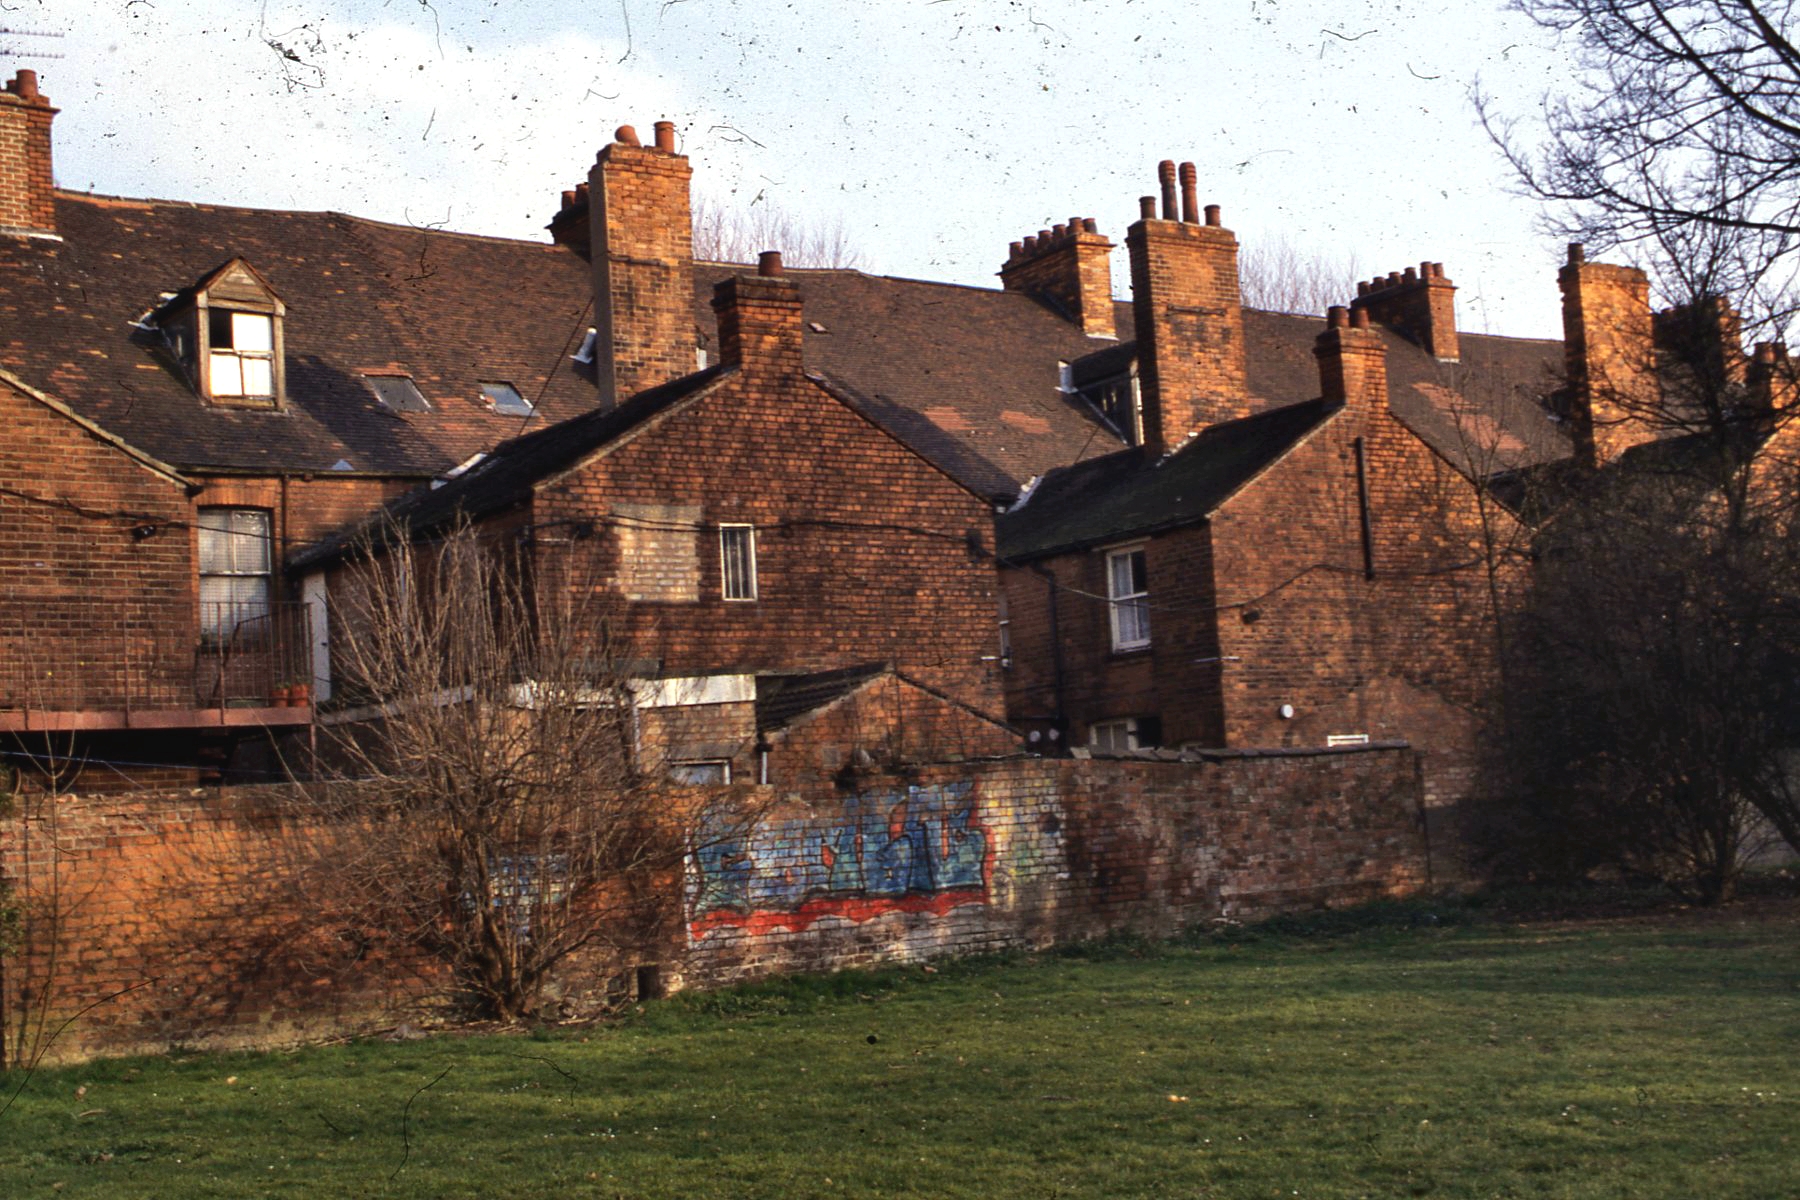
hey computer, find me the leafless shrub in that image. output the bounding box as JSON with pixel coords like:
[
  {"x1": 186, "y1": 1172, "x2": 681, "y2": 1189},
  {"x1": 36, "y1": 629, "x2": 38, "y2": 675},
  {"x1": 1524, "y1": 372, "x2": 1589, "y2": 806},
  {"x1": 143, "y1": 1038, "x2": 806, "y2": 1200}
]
[{"x1": 297, "y1": 522, "x2": 721, "y2": 1021}]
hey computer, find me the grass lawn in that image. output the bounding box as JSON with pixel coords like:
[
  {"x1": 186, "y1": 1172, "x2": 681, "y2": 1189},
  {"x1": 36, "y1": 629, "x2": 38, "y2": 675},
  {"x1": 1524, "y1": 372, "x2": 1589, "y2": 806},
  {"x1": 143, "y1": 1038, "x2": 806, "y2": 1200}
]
[{"x1": 1, "y1": 895, "x2": 1796, "y2": 1199}]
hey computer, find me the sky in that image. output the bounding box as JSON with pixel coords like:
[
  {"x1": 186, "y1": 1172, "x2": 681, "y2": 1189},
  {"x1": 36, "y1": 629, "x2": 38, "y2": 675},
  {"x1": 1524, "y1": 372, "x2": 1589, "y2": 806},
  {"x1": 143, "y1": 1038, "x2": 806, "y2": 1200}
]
[{"x1": 7, "y1": 0, "x2": 1584, "y2": 338}]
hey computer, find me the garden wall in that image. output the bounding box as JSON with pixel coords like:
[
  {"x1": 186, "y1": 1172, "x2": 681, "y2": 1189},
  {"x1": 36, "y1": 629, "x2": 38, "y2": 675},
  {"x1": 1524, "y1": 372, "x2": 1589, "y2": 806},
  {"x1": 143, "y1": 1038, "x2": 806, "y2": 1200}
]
[
  {"x1": 682, "y1": 744, "x2": 1428, "y2": 986},
  {"x1": 0, "y1": 745, "x2": 1426, "y2": 1063}
]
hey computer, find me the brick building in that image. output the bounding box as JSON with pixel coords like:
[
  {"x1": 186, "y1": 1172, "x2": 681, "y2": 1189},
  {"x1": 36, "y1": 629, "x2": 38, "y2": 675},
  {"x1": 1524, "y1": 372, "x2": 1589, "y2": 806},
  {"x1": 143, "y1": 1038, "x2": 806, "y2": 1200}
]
[{"x1": 6, "y1": 69, "x2": 1733, "y2": 809}]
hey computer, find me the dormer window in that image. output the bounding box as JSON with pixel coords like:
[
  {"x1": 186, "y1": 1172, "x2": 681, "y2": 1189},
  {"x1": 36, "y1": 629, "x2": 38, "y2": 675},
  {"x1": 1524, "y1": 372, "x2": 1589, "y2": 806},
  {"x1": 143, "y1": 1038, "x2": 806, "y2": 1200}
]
[
  {"x1": 209, "y1": 310, "x2": 275, "y2": 398},
  {"x1": 154, "y1": 258, "x2": 287, "y2": 409}
]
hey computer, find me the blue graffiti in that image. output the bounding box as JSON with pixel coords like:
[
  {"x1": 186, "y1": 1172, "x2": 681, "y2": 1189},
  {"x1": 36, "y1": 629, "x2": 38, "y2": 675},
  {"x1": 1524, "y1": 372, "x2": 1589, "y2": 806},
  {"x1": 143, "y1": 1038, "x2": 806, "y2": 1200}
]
[{"x1": 691, "y1": 782, "x2": 989, "y2": 928}]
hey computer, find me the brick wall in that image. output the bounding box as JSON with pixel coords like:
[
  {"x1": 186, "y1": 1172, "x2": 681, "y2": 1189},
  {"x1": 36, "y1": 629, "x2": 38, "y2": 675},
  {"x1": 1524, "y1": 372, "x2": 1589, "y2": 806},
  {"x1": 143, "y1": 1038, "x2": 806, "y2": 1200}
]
[
  {"x1": 1210, "y1": 351, "x2": 1515, "y2": 808},
  {"x1": 763, "y1": 674, "x2": 1020, "y2": 795},
  {"x1": 999, "y1": 524, "x2": 1227, "y2": 750},
  {"x1": 0, "y1": 747, "x2": 1424, "y2": 1061},
  {"x1": 531, "y1": 370, "x2": 1007, "y2": 718},
  {"x1": 1126, "y1": 166, "x2": 1249, "y2": 450},
  {"x1": 0, "y1": 786, "x2": 424, "y2": 1064},
  {"x1": 998, "y1": 219, "x2": 1117, "y2": 339},
  {"x1": 0, "y1": 74, "x2": 56, "y2": 236},
  {"x1": 590, "y1": 129, "x2": 696, "y2": 405},
  {"x1": 0, "y1": 380, "x2": 195, "y2": 715},
  {"x1": 1560, "y1": 247, "x2": 1659, "y2": 465},
  {"x1": 684, "y1": 745, "x2": 1427, "y2": 985}
]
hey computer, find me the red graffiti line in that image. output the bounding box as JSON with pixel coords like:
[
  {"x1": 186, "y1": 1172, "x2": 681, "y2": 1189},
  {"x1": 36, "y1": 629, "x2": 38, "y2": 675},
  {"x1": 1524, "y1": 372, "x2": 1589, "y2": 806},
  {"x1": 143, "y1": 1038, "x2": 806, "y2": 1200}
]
[{"x1": 688, "y1": 888, "x2": 988, "y2": 938}]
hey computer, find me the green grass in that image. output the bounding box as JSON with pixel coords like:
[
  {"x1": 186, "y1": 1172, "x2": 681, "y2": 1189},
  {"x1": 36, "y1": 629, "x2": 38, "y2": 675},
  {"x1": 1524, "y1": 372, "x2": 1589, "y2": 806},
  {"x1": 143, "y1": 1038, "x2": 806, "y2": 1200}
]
[{"x1": 2, "y1": 896, "x2": 1797, "y2": 1198}]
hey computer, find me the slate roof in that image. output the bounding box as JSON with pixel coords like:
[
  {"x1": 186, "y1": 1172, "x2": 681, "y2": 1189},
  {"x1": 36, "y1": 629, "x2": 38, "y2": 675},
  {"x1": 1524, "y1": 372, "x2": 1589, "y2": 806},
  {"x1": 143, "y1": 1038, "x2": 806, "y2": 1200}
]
[
  {"x1": 289, "y1": 365, "x2": 728, "y2": 569},
  {"x1": 996, "y1": 397, "x2": 1341, "y2": 562},
  {"x1": 694, "y1": 265, "x2": 1129, "y2": 494},
  {"x1": 1076, "y1": 308, "x2": 1570, "y2": 476},
  {"x1": 1, "y1": 194, "x2": 602, "y2": 476},
  {"x1": 9, "y1": 188, "x2": 1569, "y2": 528},
  {"x1": 754, "y1": 663, "x2": 891, "y2": 736}
]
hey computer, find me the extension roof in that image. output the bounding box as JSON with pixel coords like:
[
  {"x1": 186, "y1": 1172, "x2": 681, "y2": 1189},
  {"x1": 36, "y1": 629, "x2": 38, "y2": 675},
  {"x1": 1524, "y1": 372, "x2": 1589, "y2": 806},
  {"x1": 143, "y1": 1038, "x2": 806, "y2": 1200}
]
[
  {"x1": 289, "y1": 365, "x2": 728, "y2": 569},
  {"x1": 997, "y1": 397, "x2": 1341, "y2": 562}
]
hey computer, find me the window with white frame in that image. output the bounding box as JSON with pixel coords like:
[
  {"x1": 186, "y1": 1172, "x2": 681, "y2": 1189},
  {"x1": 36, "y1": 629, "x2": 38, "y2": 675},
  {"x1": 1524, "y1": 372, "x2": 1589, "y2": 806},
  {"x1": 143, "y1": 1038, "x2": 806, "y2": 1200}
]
[
  {"x1": 198, "y1": 508, "x2": 272, "y2": 639},
  {"x1": 720, "y1": 524, "x2": 757, "y2": 601},
  {"x1": 1107, "y1": 545, "x2": 1150, "y2": 651},
  {"x1": 207, "y1": 310, "x2": 276, "y2": 400}
]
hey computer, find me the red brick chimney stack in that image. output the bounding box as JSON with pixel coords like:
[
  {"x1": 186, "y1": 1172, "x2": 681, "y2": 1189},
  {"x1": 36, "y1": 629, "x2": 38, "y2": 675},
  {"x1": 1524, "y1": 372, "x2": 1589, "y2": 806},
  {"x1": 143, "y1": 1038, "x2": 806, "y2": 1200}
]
[
  {"x1": 582, "y1": 120, "x2": 696, "y2": 405},
  {"x1": 1559, "y1": 243, "x2": 1659, "y2": 466},
  {"x1": 999, "y1": 215, "x2": 1117, "y2": 339},
  {"x1": 0, "y1": 70, "x2": 58, "y2": 238},
  {"x1": 1314, "y1": 305, "x2": 1389, "y2": 410},
  {"x1": 712, "y1": 249, "x2": 804, "y2": 375},
  {"x1": 1126, "y1": 159, "x2": 1249, "y2": 455},
  {"x1": 1747, "y1": 341, "x2": 1790, "y2": 419},
  {"x1": 1350, "y1": 261, "x2": 1458, "y2": 361}
]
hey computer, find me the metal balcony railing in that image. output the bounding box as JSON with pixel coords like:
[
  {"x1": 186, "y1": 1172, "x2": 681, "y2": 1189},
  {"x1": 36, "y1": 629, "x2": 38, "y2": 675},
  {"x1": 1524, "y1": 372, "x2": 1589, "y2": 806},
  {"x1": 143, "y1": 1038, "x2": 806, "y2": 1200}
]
[
  {"x1": 0, "y1": 599, "x2": 313, "y2": 722},
  {"x1": 195, "y1": 601, "x2": 314, "y2": 709}
]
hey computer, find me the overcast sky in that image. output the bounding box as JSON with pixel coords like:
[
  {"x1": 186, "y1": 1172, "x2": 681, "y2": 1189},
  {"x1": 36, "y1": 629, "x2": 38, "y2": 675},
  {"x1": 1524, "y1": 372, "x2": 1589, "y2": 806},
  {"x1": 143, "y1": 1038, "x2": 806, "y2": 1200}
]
[{"x1": 11, "y1": 0, "x2": 1583, "y2": 338}]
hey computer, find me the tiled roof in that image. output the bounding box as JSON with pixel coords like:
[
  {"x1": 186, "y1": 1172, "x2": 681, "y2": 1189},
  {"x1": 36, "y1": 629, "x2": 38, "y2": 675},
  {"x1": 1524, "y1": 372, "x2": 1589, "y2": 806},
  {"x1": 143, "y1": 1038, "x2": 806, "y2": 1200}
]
[
  {"x1": 996, "y1": 398, "x2": 1340, "y2": 562},
  {"x1": 9, "y1": 190, "x2": 1568, "y2": 517},
  {"x1": 1, "y1": 193, "x2": 602, "y2": 476},
  {"x1": 289, "y1": 365, "x2": 727, "y2": 569},
  {"x1": 696, "y1": 265, "x2": 1130, "y2": 494},
  {"x1": 1075, "y1": 310, "x2": 1570, "y2": 476}
]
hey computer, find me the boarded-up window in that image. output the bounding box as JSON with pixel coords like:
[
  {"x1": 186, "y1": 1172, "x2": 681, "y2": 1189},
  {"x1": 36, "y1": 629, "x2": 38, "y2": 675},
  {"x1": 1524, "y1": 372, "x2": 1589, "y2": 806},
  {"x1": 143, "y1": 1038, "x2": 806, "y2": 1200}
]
[{"x1": 613, "y1": 502, "x2": 700, "y2": 601}]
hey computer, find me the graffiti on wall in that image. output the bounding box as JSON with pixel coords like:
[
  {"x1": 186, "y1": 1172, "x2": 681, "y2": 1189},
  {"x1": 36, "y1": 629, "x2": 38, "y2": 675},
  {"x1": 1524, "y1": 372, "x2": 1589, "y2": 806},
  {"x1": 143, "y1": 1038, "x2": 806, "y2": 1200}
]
[{"x1": 689, "y1": 782, "x2": 990, "y2": 938}]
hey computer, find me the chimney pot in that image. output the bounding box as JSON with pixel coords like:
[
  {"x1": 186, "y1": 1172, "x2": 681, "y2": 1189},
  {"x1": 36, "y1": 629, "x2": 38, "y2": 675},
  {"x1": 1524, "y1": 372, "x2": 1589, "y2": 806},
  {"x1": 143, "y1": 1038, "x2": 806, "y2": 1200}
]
[
  {"x1": 1158, "y1": 160, "x2": 1178, "y2": 220},
  {"x1": 1139, "y1": 196, "x2": 1157, "y2": 219},
  {"x1": 1083, "y1": 217, "x2": 1098, "y2": 233},
  {"x1": 576, "y1": 182, "x2": 589, "y2": 201},
  {"x1": 1404, "y1": 266, "x2": 1419, "y2": 283},
  {"x1": 654, "y1": 120, "x2": 676, "y2": 152},
  {"x1": 13, "y1": 70, "x2": 38, "y2": 100},
  {"x1": 758, "y1": 250, "x2": 784, "y2": 277},
  {"x1": 1567, "y1": 242, "x2": 1585, "y2": 265},
  {"x1": 1179, "y1": 162, "x2": 1199, "y2": 224},
  {"x1": 1023, "y1": 235, "x2": 1038, "y2": 254},
  {"x1": 1351, "y1": 307, "x2": 1371, "y2": 329},
  {"x1": 1328, "y1": 305, "x2": 1350, "y2": 328},
  {"x1": 1053, "y1": 223, "x2": 1068, "y2": 240},
  {"x1": 1009, "y1": 240, "x2": 1023, "y2": 259},
  {"x1": 561, "y1": 189, "x2": 577, "y2": 209},
  {"x1": 1204, "y1": 203, "x2": 1221, "y2": 228},
  {"x1": 1357, "y1": 281, "x2": 1371, "y2": 297},
  {"x1": 614, "y1": 124, "x2": 641, "y2": 147}
]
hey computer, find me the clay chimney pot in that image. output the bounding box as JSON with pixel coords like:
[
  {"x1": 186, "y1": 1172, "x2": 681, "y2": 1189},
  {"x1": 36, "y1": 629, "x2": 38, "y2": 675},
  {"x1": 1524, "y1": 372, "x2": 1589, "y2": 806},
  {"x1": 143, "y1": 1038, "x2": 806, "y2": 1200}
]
[
  {"x1": 614, "y1": 125, "x2": 641, "y2": 147},
  {"x1": 758, "y1": 250, "x2": 784, "y2": 277},
  {"x1": 654, "y1": 120, "x2": 676, "y2": 152}
]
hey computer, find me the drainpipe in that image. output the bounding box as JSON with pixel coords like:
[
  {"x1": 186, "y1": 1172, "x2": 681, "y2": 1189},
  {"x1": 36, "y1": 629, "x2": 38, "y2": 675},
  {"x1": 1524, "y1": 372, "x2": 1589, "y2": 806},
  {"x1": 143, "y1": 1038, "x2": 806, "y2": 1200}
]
[{"x1": 1024, "y1": 561, "x2": 1068, "y2": 747}]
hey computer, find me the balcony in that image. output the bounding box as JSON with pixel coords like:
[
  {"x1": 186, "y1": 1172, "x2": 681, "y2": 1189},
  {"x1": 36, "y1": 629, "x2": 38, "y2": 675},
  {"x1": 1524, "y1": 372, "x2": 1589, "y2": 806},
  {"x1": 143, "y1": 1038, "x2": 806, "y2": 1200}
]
[{"x1": 0, "y1": 599, "x2": 315, "y2": 732}]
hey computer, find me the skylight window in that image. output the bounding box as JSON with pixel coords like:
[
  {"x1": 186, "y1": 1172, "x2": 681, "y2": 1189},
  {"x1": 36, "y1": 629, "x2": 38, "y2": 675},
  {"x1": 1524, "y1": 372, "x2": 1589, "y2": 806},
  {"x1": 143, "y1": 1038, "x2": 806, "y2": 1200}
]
[
  {"x1": 480, "y1": 381, "x2": 533, "y2": 416},
  {"x1": 364, "y1": 373, "x2": 431, "y2": 413}
]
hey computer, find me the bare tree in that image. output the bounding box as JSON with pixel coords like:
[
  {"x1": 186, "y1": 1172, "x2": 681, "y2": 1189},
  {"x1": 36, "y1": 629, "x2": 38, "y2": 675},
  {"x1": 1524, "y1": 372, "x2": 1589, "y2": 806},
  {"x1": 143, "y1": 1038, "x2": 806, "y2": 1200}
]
[
  {"x1": 1237, "y1": 233, "x2": 1361, "y2": 316},
  {"x1": 1478, "y1": 0, "x2": 1800, "y2": 337},
  {"x1": 691, "y1": 194, "x2": 865, "y2": 269},
  {"x1": 1475, "y1": 445, "x2": 1800, "y2": 901},
  {"x1": 299, "y1": 523, "x2": 697, "y2": 1022}
]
